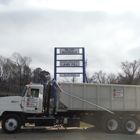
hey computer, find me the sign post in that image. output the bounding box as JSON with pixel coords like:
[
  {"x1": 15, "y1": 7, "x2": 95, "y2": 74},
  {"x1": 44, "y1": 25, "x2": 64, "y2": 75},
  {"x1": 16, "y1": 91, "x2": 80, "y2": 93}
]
[{"x1": 54, "y1": 47, "x2": 85, "y2": 83}]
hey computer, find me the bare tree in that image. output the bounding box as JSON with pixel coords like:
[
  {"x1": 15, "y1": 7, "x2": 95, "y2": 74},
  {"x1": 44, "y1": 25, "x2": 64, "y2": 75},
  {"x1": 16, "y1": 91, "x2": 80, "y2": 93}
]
[
  {"x1": 85, "y1": 58, "x2": 118, "y2": 84},
  {"x1": 92, "y1": 70, "x2": 107, "y2": 84},
  {"x1": 0, "y1": 56, "x2": 5, "y2": 81},
  {"x1": 85, "y1": 59, "x2": 94, "y2": 83},
  {"x1": 107, "y1": 73, "x2": 118, "y2": 84},
  {"x1": 0, "y1": 56, "x2": 12, "y2": 82},
  {"x1": 0, "y1": 52, "x2": 52, "y2": 95},
  {"x1": 119, "y1": 60, "x2": 140, "y2": 85},
  {"x1": 10, "y1": 52, "x2": 32, "y2": 86}
]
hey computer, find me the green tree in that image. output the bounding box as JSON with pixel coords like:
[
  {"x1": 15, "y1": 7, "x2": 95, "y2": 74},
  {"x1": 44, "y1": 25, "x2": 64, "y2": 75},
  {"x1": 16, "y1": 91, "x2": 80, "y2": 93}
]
[{"x1": 32, "y1": 68, "x2": 51, "y2": 84}]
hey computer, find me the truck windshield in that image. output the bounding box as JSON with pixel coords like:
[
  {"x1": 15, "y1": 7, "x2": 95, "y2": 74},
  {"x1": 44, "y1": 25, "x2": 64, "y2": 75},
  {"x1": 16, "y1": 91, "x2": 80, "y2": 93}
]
[{"x1": 21, "y1": 86, "x2": 27, "y2": 97}]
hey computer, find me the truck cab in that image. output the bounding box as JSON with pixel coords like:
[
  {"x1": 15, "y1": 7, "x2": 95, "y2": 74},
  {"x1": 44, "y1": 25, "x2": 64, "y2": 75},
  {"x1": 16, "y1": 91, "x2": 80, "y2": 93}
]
[
  {"x1": 21, "y1": 83, "x2": 43, "y2": 113},
  {"x1": 0, "y1": 83, "x2": 45, "y2": 134}
]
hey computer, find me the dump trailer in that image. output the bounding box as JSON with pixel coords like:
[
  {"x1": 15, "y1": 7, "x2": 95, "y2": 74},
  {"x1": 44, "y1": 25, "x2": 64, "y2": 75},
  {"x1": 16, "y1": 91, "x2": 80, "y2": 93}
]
[{"x1": 0, "y1": 80, "x2": 140, "y2": 134}]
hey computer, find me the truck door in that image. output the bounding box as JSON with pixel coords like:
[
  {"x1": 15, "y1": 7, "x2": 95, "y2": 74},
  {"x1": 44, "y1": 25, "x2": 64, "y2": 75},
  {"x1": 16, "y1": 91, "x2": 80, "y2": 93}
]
[{"x1": 23, "y1": 87, "x2": 40, "y2": 113}]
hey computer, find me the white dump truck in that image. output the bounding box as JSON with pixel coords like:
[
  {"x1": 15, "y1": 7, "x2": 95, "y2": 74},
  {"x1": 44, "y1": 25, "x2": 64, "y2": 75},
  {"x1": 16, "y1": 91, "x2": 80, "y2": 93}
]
[{"x1": 0, "y1": 80, "x2": 140, "y2": 134}]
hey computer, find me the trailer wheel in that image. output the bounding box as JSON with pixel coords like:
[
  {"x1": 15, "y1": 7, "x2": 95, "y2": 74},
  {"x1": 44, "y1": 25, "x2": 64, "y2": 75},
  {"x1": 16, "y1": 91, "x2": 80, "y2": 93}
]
[
  {"x1": 122, "y1": 117, "x2": 138, "y2": 134},
  {"x1": 2, "y1": 114, "x2": 21, "y2": 134},
  {"x1": 103, "y1": 115, "x2": 120, "y2": 133}
]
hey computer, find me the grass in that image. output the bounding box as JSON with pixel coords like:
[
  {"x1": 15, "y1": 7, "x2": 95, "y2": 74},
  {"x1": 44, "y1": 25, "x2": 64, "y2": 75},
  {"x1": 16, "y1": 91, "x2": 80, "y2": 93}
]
[{"x1": 80, "y1": 122, "x2": 93, "y2": 127}]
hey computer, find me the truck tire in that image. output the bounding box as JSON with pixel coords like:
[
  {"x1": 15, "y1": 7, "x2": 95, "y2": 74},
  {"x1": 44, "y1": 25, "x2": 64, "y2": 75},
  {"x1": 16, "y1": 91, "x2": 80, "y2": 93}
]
[
  {"x1": 122, "y1": 117, "x2": 138, "y2": 134},
  {"x1": 2, "y1": 114, "x2": 22, "y2": 134},
  {"x1": 101, "y1": 116, "x2": 108, "y2": 132},
  {"x1": 103, "y1": 115, "x2": 120, "y2": 133}
]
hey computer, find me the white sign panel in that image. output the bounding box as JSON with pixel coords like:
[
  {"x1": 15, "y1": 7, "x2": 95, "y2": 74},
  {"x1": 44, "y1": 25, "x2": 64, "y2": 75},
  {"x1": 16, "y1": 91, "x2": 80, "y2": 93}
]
[
  {"x1": 113, "y1": 89, "x2": 124, "y2": 98},
  {"x1": 26, "y1": 98, "x2": 37, "y2": 107},
  {"x1": 60, "y1": 73, "x2": 80, "y2": 77},
  {"x1": 60, "y1": 61, "x2": 80, "y2": 66},
  {"x1": 60, "y1": 48, "x2": 79, "y2": 54}
]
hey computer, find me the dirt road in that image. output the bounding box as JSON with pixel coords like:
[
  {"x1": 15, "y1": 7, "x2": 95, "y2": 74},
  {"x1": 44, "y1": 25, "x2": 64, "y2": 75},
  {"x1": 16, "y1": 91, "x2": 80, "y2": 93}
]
[{"x1": 0, "y1": 125, "x2": 140, "y2": 140}]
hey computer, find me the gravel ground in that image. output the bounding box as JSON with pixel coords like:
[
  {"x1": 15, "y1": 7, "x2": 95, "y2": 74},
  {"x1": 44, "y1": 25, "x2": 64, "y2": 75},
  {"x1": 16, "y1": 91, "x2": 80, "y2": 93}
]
[{"x1": 0, "y1": 124, "x2": 140, "y2": 140}]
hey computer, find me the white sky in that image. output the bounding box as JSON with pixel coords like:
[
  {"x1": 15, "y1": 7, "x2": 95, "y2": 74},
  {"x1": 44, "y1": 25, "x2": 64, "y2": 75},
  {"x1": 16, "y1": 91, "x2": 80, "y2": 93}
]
[
  {"x1": 0, "y1": 0, "x2": 140, "y2": 81},
  {"x1": 1, "y1": 0, "x2": 140, "y2": 13}
]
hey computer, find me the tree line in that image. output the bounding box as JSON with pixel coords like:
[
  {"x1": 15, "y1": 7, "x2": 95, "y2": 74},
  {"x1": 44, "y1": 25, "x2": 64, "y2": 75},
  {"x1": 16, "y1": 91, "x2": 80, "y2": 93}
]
[
  {"x1": 86, "y1": 59, "x2": 140, "y2": 85},
  {"x1": 0, "y1": 52, "x2": 51, "y2": 95},
  {"x1": 1, "y1": 52, "x2": 140, "y2": 95}
]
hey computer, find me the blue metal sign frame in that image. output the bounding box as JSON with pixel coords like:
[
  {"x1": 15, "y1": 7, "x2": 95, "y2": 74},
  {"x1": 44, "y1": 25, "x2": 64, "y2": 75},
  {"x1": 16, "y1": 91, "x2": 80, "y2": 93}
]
[{"x1": 54, "y1": 47, "x2": 86, "y2": 83}]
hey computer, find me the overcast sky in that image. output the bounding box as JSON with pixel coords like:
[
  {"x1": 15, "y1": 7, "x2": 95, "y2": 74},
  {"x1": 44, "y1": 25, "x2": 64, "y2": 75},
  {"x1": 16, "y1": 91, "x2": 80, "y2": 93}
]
[{"x1": 0, "y1": 0, "x2": 140, "y2": 81}]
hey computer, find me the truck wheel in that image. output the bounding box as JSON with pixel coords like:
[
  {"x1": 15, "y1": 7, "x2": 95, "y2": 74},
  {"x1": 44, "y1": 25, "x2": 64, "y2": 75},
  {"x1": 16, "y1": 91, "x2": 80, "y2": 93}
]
[
  {"x1": 101, "y1": 116, "x2": 108, "y2": 132},
  {"x1": 2, "y1": 114, "x2": 21, "y2": 134},
  {"x1": 103, "y1": 115, "x2": 120, "y2": 133},
  {"x1": 122, "y1": 117, "x2": 138, "y2": 134}
]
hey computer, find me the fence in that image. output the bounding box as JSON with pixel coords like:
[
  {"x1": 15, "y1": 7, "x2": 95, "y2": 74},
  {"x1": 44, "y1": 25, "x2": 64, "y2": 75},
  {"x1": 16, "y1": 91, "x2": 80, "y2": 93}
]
[{"x1": 0, "y1": 82, "x2": 24, "y2": 97}]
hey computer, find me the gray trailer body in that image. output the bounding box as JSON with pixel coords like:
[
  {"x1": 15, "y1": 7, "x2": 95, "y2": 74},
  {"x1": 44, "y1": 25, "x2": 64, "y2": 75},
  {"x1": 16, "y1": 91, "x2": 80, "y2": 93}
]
[{"x1": 57, "y1": 83, "x2": 140, "y2": 111}]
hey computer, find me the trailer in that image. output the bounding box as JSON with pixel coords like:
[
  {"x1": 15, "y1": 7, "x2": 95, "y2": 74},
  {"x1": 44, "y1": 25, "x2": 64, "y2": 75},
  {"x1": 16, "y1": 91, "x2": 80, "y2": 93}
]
[{"x1": 0, "y1": 80, "x2": 140, "y2": 134}]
